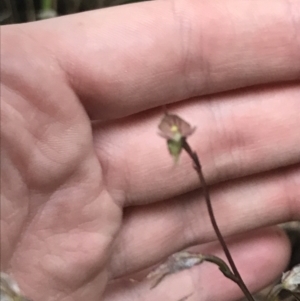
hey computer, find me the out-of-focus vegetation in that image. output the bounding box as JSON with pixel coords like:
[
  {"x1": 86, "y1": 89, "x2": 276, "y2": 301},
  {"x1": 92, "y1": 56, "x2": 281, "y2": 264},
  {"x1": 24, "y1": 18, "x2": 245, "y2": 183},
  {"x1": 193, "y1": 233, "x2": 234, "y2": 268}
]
[{"x1": 0, "y1": 0, "x2": 147, "y2": 25}]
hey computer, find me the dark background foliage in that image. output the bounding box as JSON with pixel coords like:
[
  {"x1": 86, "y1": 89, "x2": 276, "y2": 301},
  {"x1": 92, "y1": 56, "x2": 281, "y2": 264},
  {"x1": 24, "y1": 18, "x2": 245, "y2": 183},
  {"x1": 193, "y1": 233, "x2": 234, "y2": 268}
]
[{"x1": 0, "y1": 0, "x2": 147, "y2": 24}]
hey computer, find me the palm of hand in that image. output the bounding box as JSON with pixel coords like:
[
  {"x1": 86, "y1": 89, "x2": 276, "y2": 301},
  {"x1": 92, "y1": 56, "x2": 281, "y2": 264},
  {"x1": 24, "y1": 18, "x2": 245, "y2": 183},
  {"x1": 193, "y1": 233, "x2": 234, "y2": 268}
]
[{"x1": 1, "y1": 37, "x2": 122, "y2": 299}]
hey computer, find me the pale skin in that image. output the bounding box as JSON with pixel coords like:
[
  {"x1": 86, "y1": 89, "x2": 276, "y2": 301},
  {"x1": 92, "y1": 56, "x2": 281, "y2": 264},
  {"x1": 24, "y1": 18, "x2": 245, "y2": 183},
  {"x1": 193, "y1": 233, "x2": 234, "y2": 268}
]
[{"x1": 1, "y1": 0, "x2": 300, "y2": 300}]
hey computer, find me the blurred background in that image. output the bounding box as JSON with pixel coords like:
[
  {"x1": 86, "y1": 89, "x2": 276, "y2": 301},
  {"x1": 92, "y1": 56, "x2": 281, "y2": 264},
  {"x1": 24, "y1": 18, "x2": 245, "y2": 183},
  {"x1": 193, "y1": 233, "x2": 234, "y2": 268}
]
[{"x1": 0, "y1": 0, "x2": 146, "y2": 24}]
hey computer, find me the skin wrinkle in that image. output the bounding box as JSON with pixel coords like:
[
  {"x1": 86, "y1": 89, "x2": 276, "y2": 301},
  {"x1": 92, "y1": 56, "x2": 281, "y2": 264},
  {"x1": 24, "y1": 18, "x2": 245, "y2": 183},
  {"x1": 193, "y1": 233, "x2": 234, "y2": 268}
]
[
  {"x1": 2, "y1": 96, "x2": 92, "y2": 192},
  {"x1": 2, "y1": 31, "x2": 83, "y2": 141},
  {"x1": 204, "y1": 86, "x2": 297, "y2": 182},
  {"x1": 205, "y1": 97, "x2": 257, "y2": 182},
  {"x1": 170, "y1": 0, "x2": 221, "y2": 96},
  {"x1": 169, "y1": 0, "x2": 202, "y2": 97},
  {"x1": 11, "y1": 190, "x2": 118, "y2": 299},
  {"x1": 180, "y1": 189, "x2": 210, "y2": 246},
  {"x1": 9, "y1": 192, "x2": 59, "y2": 277},
  {"x1": 282, "y1": 166, "x2": 300, "y2": 221},
  {"x1": 1, "y1": 175, "x2": 29, "y2": 256},
  {"x1": 1, "y1": 85, "x2": 34, "y2": 130},
  {"x1": 92, "y1": 128, "x2": 128, "y2": 207},
  {"x1": 38, "y1": 252, "x2": 87, "y2": 296},
  {"x1": 286, "y1": 0, "x2": 300, "y2": 53},
  {"x1": 14, "y1": 0, "x2": 299, "y2": 121},
  {"x1": 224, "y1": 1, "x2": 300, "y2": 82},
  {"x1": 184, "y1": 1, "x2": 223, "y2": 95},
  {"x1": 2, "y1": 77, "x2": 89, "y2": 194},
  {"x1": 0, "y1": 91, "x2": 73, "y2": 175},
  {"x1": 1, "y1": 140, "x2": 32, "y2": 270},
  {"x1": 35, "y1": 178, "x2": 94, "y2": 232},
  {"x1": 202, "y1": 99, "x2": 245, "y2": 182},
  {"x1": 2, "y1": 37, "x2": 64, "y2": 118},
  {"x1": 110, "y1": 201, "x2": 187, "y2": 276},
  {"x1": 13, "y1": 25, "x2": 72, "y2": 96},
  {"x1": 95, "y1": 111, "x2": 161, "y2": 207}
]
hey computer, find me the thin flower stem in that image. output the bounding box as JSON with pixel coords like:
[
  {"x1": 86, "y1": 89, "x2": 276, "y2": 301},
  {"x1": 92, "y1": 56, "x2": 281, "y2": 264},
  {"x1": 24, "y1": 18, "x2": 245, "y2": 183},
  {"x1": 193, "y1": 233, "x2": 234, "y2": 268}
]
[
  {"x1": 182, "y1": 139, "x2": 255, "y2": 301},
  {"x1": 201, "y1": 254, "x2": 238, "y2": 283}
]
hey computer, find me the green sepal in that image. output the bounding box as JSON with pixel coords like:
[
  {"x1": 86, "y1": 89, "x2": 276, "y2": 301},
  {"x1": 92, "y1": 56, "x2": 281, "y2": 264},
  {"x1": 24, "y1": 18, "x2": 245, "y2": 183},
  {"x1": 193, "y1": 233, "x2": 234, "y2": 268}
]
[{"x1": 167, "y1": 139, "x2": 183, "y2": 163}]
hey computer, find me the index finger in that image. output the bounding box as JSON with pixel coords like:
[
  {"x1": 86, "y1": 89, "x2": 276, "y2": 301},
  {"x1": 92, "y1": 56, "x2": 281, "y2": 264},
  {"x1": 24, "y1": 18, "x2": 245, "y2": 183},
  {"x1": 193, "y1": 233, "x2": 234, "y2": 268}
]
[{"x1": 12, "y1": 0, "x2": 300, "y2": 119}]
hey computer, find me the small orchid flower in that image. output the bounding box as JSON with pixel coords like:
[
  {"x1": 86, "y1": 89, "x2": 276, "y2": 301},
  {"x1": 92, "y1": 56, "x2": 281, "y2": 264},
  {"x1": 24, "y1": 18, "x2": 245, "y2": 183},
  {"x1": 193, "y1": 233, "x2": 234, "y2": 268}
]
[{"x1": 158, "y1": 113, "x2": 195, "y2": 162}]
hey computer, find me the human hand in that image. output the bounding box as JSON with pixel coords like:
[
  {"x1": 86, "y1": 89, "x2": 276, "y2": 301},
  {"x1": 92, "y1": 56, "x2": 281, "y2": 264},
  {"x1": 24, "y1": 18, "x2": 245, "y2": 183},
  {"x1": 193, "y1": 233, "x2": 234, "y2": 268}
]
[{"x1": 1, "y1": 0, "x2": 299, "y2": 300}]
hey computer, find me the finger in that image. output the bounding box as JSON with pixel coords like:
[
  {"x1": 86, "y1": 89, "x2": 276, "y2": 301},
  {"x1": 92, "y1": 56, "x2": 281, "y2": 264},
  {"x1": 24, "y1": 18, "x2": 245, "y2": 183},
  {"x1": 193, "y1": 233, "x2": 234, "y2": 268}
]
[
  {"x1": 109, "y1": 163, "x2": 299, "y2": 278},
  {"x1": 104, "y1": 227, "x2": 290, "y2": 301},
  {"x1": 16, "y1": 0, "x2": 300, "y2": 119},
  {"x1": 93, "y1": 83, "x2": 300, "y2": 205}
]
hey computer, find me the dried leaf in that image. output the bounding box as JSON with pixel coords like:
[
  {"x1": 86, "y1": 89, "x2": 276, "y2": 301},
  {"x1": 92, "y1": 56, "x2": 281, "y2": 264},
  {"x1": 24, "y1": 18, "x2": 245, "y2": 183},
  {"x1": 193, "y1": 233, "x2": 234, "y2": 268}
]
[
  {"x1": 147, "y1": 252, "x2": 203, "y2": 288},
  {"x1": 282, "y1": 264, "x2": 300, "y2": 292},
  {"x1": 0, "y1": 272, "x2": 31, "y2": 301},
  {"x1": 267, "y1": 265, "x2": 300, "y2": 301},
  {"x1": 267, "y1": 284, "x2": 283, "y2": 301}
]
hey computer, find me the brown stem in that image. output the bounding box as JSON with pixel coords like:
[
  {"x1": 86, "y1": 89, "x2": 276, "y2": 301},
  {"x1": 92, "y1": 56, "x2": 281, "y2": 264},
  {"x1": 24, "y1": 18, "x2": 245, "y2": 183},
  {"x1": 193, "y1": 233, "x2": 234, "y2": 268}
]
[
  {"x1": 201, "y1": 254, "x2": 238, "y2": 283},
  {"x1": 182, "y1": 140, "x2": 255, "y2": 301}
]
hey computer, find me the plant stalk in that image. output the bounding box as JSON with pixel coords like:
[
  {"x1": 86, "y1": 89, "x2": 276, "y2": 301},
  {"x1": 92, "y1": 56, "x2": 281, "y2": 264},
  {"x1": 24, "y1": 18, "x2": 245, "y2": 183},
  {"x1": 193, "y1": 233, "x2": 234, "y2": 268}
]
[{"x1": 182, "y1": 139, "x2": 255, "y2": 301}]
